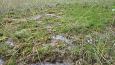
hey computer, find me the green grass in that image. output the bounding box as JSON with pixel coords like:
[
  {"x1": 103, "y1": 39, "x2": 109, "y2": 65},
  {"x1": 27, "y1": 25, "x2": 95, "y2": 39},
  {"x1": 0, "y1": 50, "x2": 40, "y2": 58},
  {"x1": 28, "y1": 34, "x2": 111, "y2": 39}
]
[{"x1": 0, "y1": 0, "x2": 115, "y2": 65}]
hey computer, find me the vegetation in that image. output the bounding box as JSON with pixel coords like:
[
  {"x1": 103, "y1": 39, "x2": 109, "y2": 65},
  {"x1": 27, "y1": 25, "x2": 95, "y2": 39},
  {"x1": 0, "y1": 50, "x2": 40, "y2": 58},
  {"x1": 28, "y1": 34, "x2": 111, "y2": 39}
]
[{"x1": 0, "y1": 0, "x2": 115, "y2": 65}]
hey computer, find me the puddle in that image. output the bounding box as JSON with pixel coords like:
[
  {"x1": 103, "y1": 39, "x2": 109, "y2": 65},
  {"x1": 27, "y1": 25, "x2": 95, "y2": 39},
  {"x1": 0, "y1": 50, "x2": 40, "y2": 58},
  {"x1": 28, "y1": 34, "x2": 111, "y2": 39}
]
[
  {"x1": 5, "y1": 38, "x2": 14, "y2": 46},
  {"x1": 0, "y1": 58, "x2": 4, "y2": 65},
  {"x1": 31, "y1": 62, "x2": 72, "y2": 65}
]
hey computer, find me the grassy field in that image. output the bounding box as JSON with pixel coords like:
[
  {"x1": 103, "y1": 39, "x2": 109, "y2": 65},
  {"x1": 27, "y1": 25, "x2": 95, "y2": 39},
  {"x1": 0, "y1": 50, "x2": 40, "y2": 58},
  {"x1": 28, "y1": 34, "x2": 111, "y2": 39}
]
[{"x1": 0, "y1": 0, "x2": 115, "y2": 65}]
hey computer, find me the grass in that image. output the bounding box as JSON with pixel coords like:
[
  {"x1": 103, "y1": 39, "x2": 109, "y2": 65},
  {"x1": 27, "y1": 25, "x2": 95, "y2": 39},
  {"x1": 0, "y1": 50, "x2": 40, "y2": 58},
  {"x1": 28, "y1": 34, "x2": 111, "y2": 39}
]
[{"x1": 0, "y1": 0, "x2": 115, "y2": 65}]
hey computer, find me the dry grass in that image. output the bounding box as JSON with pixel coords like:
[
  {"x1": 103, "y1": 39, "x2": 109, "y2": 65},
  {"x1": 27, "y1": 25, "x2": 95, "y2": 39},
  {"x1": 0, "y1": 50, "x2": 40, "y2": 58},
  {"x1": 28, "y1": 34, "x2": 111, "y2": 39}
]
[{"x1": 0, "y1": 0, "x2": 115, "y2": 65}]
